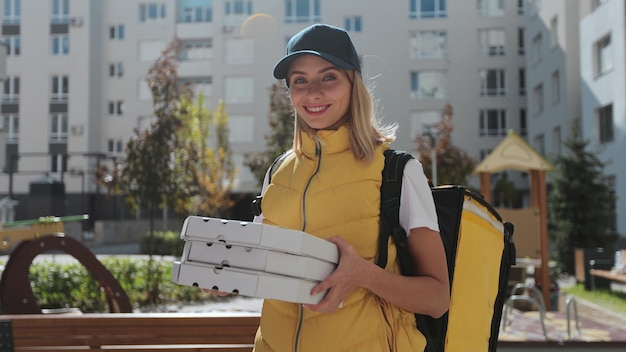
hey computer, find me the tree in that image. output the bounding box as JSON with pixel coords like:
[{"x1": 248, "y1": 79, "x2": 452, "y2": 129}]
[
  {"x1": 193, "y1": 99, "x2": 238, "y2": 217},
  {"x1": 413, "y1": 104, "x2": 476, "y2": 186},
  {"x1": 120, "y1": 38, "x2": 184, "y2": 255},
  {"x1": 244, "y1": 82, "x2": 294, "y2": 187},
  {"x1": 548, "y1": 118, "x2": 618, "y2": 274},
  {"x1": 493, "y1": 173, "x2": 522, "y2": 208}
]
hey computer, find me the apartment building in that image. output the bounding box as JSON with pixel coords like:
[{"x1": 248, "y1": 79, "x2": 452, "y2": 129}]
[
  {"x1": 526, "y1": 0, "x2": 625, "y2": 240},
  {"x1": 0, "y1": 0, "x2": 530, "y2": 225},
  {"x1": 579, "y1": 0, "x2": 625, "y2": 239}
]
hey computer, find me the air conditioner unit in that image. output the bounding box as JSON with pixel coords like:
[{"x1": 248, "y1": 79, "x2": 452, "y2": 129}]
[
  {"x1": 70, "y1": 124, "x2": 83, "y2": 135},
  {"x1": 222, "y1": 26, "x2": 234, "y2": 34},
  {"x1": 70, "y1": 16, "x2": 83, "y2": 27}
]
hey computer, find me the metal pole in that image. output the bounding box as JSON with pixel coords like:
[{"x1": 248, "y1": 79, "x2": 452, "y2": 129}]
[{"x1": 431, "y1": 137, "x2": 437, "y2": 186}]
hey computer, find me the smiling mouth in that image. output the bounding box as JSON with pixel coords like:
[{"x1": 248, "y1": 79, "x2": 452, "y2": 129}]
[{"x1": 306, "y1": 105, "x2": 329, "y2": 113}]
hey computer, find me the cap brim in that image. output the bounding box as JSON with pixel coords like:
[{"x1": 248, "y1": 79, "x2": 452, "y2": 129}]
[{"x1": 273, "y1": 51, "x2": 356, "y2": 80}]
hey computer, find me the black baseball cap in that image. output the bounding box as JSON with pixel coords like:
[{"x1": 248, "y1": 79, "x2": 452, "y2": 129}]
[{"x1": 273, "y1": 24, "x2": 361, "y2": 81}]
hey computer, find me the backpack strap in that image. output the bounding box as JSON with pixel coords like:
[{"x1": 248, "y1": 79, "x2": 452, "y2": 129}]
[
  {"x1": 378, "y1": 149, "x2": 443, "y2": 352},
  {"x1": 251, "y1": 150, "x2": 293, "y2": 217},
  {"x1": 376, "y1": 149, "x2": 414, "y2": 274}
]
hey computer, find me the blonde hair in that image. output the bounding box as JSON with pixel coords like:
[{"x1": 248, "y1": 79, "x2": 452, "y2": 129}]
[{"x1": 291, "y1": 71, "x2": 396, "y2": 162}]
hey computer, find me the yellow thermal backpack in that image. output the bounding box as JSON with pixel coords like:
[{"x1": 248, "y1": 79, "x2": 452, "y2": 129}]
[{"x1": 378, "y1": 150, "x2": 516, "y2": 352}]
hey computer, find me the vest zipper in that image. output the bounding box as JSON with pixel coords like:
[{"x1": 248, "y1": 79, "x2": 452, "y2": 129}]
[{"x1": 293, "y1": 140, "x2": 322, "y2": 352}]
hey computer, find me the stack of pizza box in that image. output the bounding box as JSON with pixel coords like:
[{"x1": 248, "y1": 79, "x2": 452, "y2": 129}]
[{"x1": 172, "y1": 216, "x2": 338, "y2": 305}]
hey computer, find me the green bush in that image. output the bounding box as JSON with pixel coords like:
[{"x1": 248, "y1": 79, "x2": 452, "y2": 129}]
[
  {"x1": 0, "y1": 257, "x2": 210, "y2": 314},
  {"x1": 140, "y1": 230, "x2": 185, "y2": 257}
]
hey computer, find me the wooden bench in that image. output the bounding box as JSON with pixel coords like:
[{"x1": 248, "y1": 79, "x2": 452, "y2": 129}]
[
  {"x1": 0, "y1": 313, "x2": 260, "y2": 351},
  {"x1": 589, "y1": 268, "x2": 626, "y2": 290}
]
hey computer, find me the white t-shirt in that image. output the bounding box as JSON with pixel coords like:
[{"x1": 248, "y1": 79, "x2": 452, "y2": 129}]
[{"x1": 254, "y1": 158, "x2": 439, "y2": 235}]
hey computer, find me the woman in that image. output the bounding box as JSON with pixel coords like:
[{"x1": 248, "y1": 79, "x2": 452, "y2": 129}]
[{"x1": 255, "y1": 23, "x2": 449, "y2": 351}]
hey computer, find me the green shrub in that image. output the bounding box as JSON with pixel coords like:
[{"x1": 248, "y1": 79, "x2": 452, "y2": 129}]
[
  {"x1": 0, "y1": 257, "x2": 209, "y2": 314},
  {"x1": 139, "y1": 230, "x2": 185, "y2": 257}
]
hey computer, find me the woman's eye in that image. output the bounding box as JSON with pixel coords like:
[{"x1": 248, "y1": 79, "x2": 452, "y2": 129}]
[
  {"x1": 291, "y1": 77, "x2": 306, "y2": 84},
  {"x1": 323, "y1": 74, "x2": 336, "y2": 81}
]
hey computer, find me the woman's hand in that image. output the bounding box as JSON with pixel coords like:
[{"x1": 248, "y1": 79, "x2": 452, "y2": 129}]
[{"x1": 304, "y1": 235, "x2": 370, "y2": 314}]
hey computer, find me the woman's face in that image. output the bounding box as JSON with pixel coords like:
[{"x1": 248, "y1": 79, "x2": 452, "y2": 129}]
[{"x1": 287, "y1": 55, "x2": 352, "y2": 130}]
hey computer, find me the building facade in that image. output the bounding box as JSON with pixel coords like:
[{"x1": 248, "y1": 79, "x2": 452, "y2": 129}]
[{"x1": 0, "y1": 0, "x2": 621, "y2": 240}]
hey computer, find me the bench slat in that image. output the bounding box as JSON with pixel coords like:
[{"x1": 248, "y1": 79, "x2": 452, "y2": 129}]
[{"x1": 2, "y1": 313, "x2": 260, "y2": 351}]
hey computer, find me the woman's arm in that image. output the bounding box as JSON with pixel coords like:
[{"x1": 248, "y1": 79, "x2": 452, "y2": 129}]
[{"x1": 306, "y1": 229, "x2": 449, "y2": 317}]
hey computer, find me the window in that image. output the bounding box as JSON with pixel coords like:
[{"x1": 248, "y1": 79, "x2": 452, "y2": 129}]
[
  {"x1": 532, "y1": 84, "x2": 543, "y2": 114},
  {"x1": 51, "y1": 34, "x2": 69, "y2": 56},
  {"x1": 50, "y1": 154, "x2": 67, "y2": 173},
  {"x1": 410, "y1": 71, "x2": 448, "y2": 99},
  {"x1": 51, "y1": 75, "x2": 69, "y2": 103},
  {"x1": 180, "y1": 77, "x2": 213, "y2": 98},
  {"x1": 225, "y1": 0, "x2": 252, "y2": 15},
  {"x1": 552, "y1": 126, "x2": 561, "y2": 155},
  {"x1": 517, "y1": 0, "x2": 526, "y2": 15},
  {"x1": 107, "y1": 138, "x2": 124, "y2": 154},
  {"x1": 518, "y1": 28, "x2": 525, "y2": 55},
  {"x1": 409, "y1": 0, "x2": 447, "y2": 19},
  {"x1": 2, "y1": 76, "x2": 19, "y2": 103},
  {"x1": 519, "y1": 109, "x2": 527, "y2": 136},
  {"x1": 595, "y1": 34, "x2": 613, "y2": 76},
  {"x1": 3, "y1": 36, "x2": 21, "y2": 56},
  {"x1": 224, "y1": 76, "x2": 253, "y2": 103},
  {"x1": 410, "y1": 110, "x2": 441, "y2": 138},
  {"x1": 534, "y1": 134, "x2": 545, "y2": 156},
  {"x1": 597, "y1": 104, "x2": 613, "y2": 144},
  {"x1": 479, "y1": 149, "x2": 493, "y2": 161},
  {"x1": 109, "y1": 62, "x2": 124, "y2": 77},
  {"x1": 344, "y1": 16, "x2": 362, "y2": 32},
  {"x1": 229, "y1": 115, "x2": 254, "y2": 143},
  {"x1": 532, "y1": 33, "x2": 542, "y2": 64},
  {"x1": 108, "y1": 101, "x2": 124, "y2": 116},
  {"x1": 138, "y1": 79, "x2": 152, "y2": 100},
  {"x1": 3, "y1": 0, "x2": 20, "y2": 24},
  {"x1": 51, "y1": 0, "x2": 69, "y2": 23},
  {"x1": 551, "y1": 70, "x2": 560, "y2": 104},
  {"x1": 285, "y1": 0, "x2": 320, "y2": 23},
  {"x1": 410, "y1": 31, "x2": 447, "y2": 59},
  {"x1": 519, "y1": 68, "x2": 526, "y2": 96},
  {"x1": 139, "y1": 40, "x2": 166, "y2": 61},
  {"x1": 178, "y1": 0, "x2": 212, "y2": 22},
  {"x1": 549, "y1": 16, "x2": 558, "y2": 48},
  {"x1": 2, "y1": 114, "x2": 19, "y2": 143},
  {"x1": 50, "y1": 113, "x2": 68, "y2": 142},
  {"x1": 225, "y1": 38, "x2": 253, "y2": 65},
  {"x1": 477, "y1": 0, "x2": 504, "y2": 17},
  {"x1": 604, "y1": 175, "x2": 617, "y2": 232},
  {"x1": 479, "y1": 69, "x2": 506, "y2": 96},
  {"x1": 139, "y1": 3, "x2": 166, "y2": 22},
  {"x1": 109, "y1": 25, "x2": 125, "y2": 40},
  {"x1": 479, "y1": 28, "x2": 505, "y2": 56},
  {"x1": 479, "y1": 109, "x2": 507, "y2": 137},
  {"x1": 180, "y1": 39, "x2": 213, "y2": 60}
]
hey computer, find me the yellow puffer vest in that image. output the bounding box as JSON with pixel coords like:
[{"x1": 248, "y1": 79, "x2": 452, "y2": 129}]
[{"x1": 254, "y1": 126, "x2": 426, "y2": 352}]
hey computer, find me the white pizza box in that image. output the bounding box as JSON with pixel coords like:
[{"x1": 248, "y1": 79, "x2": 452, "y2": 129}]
[
  {"x1": 180, "y1": 216, "x2": 338, "y2": 264},
  {"x1": 183, "y1": 240, "x2": 336, "y2": 282},
  {"x1": 172, "y1": 260, "x2": 326, "y2": 305}
]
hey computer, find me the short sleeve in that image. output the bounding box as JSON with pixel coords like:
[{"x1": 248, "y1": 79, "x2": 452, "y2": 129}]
[{"x1": 399, "y1": 159, "x2": 439, "y2": 235}]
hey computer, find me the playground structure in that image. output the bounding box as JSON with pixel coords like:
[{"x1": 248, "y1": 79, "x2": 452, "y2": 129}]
[
  {"x1": 474, "y1": 130, "x2": 553, "y2": 309},
  {"x1": 0, "y1": 215, "x2": 132, "y2": 314}
]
